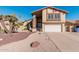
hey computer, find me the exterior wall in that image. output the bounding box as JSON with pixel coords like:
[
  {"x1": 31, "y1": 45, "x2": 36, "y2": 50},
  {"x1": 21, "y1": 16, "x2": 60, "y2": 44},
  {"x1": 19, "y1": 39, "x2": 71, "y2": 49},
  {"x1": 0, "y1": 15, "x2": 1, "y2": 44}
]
[
  {"x1": 42, "y1": 9, "x2": 47, "y2": 32},
  {"x1": 66, "y1": 25, "x2": 74, "y2": 32},
  {"x1": 42, "y1": 9, "x2": 47, "y2": 23},
  {"x1": 62, "y1": 23, "x2": 65, "y2": 32},
  {"x1": 61, "y1": 13, "x2": 66, "y2": 22},
  {"x1": 69, "y1": 25, "x2": 73, "y2": 32},
  {"x1": 32, "y1": 15, "x2": 37, "y2": 32},
  {"x1": 42, "y1": 8, "x2": 66, "y2": 32},
  {"x1": 42, "y1": 8, "x2": 66, "y2": 22},
  {"x1": 42, "y1": 23, "x2": 45, "y2": 32}
]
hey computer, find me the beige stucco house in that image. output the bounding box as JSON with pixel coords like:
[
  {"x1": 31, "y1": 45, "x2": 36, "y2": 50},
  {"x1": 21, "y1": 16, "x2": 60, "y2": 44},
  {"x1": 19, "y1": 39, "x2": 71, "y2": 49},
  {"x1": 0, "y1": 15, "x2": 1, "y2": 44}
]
[
  {"x1": 65, "y1": 20, "x2": 79, "y2": 32},
  {"x1": 23, "y1": 7, "x2": 79, "y2": 32},
  {"x1": 31, "y1": 6, "x2": 68, "y2": 32}
]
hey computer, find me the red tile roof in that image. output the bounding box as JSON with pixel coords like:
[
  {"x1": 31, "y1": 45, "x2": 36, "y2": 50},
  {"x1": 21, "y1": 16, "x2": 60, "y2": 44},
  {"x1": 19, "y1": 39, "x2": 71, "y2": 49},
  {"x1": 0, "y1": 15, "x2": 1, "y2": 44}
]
[
  {"x1": 66, "y1": 20, "x2": 79, "y2": 24},
  {"x1": 32, "y1": 6, "x2": 68, "y2": 14}
]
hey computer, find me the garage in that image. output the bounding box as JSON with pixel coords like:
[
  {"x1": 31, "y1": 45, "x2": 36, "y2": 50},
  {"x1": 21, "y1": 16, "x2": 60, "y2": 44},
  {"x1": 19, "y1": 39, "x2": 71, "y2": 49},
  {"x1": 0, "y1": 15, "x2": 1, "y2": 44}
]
[{"x1": 44, "y1": 24, "x2": 61, "y2": 32}]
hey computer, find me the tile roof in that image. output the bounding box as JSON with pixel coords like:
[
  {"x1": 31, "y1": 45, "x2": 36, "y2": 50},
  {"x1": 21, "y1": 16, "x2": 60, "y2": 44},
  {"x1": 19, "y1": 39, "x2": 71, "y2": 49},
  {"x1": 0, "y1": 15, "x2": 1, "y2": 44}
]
[{"x1": 32, "y1": 6, "x2": 68, "y2": 14}]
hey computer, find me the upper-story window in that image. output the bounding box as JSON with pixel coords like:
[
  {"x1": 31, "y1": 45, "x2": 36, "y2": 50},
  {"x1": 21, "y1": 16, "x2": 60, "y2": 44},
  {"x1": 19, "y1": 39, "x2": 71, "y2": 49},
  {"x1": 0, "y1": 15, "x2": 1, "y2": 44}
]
[{"x1": 48, "y1": 13, "x2": 61, "y2": 21}]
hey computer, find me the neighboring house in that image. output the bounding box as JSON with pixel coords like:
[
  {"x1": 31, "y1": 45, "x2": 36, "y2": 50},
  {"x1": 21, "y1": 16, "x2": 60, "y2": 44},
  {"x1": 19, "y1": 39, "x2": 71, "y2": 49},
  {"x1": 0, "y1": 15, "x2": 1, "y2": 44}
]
[
  {"x1": 31, "y1": 6, "x2": 68, "y2": 32},
  {"x1": 66, "y1": 20, "x2": 79, "y2": 32},
  {"x1": 23, "y1": 19, "x2": 32, "y2": 30}
]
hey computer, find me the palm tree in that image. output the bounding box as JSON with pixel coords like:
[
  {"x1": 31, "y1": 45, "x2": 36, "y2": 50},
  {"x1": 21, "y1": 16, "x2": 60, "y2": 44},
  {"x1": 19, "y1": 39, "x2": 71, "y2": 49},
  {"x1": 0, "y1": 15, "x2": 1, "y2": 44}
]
[
  {"x1": 0, "y1": 15, "x2": 9, "y2": 33},
  {"x1": 5, "y1": 15, "x2": 18, "y2": 33}
]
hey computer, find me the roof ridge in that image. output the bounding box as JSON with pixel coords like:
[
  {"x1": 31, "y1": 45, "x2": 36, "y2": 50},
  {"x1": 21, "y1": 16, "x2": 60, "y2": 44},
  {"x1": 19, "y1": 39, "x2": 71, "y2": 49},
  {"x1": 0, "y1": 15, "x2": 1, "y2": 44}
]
[{"x1": 32, "y1": 6, "x2": 68, "y2": 14}]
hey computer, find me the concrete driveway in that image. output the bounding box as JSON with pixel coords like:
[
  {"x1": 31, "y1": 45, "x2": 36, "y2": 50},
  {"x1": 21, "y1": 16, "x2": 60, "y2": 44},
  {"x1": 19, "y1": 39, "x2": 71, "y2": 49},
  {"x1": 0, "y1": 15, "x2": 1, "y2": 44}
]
[{"x1": 0, "y1": 32, "x2": 79, "y2": 52}]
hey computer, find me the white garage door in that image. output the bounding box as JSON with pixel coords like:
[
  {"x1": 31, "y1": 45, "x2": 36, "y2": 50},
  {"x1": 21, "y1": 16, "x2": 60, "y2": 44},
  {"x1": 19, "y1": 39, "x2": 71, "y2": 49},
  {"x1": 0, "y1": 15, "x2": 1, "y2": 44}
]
[{"x1": 45, "y1": 24, "x2": 61, "y2": 32}]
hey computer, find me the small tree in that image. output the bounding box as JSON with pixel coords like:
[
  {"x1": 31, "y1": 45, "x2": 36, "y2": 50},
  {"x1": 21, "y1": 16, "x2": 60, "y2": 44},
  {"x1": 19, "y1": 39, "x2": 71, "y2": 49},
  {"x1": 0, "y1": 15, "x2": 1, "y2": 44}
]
[
  {"x1": 5, "y1": 15, "x2": 18, "y2": 33},
  {"x1": 0, "y1": 15, "x2": 9, "y2": 33}
]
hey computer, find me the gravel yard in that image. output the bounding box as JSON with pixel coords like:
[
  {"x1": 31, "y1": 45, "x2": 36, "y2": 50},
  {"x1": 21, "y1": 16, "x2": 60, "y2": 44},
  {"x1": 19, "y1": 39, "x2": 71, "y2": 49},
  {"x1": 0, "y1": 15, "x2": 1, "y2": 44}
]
[{"x1": 0, "y1": 32, "x2": 31, "y2": 46}]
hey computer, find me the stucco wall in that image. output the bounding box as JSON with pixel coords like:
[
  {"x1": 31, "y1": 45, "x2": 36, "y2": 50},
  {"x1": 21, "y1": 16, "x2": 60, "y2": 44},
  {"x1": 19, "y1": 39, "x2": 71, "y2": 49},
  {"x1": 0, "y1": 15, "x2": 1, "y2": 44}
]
[
  {"x1": 42, "y1": 8, "x2": 66, "y2": 32},
  {"x1": 62, "y1": 23, "x2": 65, "y2": 32},
  {"x1": 42, "y1": 9, "x2": 47, "y2": 22},
  {"x1": 60, "y1": 13, "x2": 66, "y2": 22},
  {"x1": 42, "y1": 8, "x2": 66, "y2": 23}
]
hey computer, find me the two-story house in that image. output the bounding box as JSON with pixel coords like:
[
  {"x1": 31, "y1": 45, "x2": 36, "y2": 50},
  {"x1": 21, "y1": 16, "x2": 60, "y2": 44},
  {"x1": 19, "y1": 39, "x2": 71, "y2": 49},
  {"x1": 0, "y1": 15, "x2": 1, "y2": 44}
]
[{"x1": 31, "y1": 7, "x2": 68, "y2": 32}]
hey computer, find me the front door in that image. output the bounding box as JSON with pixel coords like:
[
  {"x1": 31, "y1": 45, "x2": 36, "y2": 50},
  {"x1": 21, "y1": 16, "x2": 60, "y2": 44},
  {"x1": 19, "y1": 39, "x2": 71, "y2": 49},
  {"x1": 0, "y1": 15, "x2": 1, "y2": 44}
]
[{"x1": 36, "y1": 23, "x2": 42, "y2": 31}]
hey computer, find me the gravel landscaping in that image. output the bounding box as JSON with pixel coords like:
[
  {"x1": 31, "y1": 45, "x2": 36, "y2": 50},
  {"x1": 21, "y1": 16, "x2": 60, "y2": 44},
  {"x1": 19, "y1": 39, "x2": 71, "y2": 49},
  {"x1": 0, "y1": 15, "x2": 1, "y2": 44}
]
[{"x1": 0, "y1": 31, "x2": 31, "y2": 46}]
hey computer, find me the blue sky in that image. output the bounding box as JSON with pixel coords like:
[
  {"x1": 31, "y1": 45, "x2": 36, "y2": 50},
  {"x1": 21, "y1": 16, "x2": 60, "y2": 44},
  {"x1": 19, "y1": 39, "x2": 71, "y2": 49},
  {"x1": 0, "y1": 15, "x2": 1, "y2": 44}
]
[{"x1": 0, "y1": 6, "x2": 79, "y2": 21}]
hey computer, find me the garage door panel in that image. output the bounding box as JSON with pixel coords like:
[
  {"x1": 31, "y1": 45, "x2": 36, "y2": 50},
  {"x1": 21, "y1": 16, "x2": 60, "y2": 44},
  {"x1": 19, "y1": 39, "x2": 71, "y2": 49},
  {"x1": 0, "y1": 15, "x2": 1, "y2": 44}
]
[{"x1": 45, "y1": 24, "x2": 61, "y2": 32}]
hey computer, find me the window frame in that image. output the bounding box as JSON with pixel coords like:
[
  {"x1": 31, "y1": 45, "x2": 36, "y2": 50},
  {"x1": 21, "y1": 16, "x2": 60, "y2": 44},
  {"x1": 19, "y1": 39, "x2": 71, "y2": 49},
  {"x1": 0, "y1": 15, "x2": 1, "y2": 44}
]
[{"x1": 47, "y1": 13, "x2": 61, "y2": 21}]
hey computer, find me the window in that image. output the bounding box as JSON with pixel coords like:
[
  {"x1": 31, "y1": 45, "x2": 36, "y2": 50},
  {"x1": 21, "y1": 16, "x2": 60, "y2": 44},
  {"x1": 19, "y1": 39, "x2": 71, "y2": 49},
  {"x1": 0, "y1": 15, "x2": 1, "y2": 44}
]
[{"x1": 48, "y1": 13, "x2": 60, "y2": 21}]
